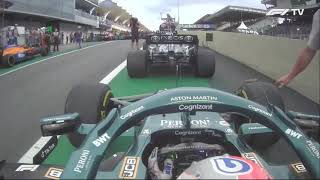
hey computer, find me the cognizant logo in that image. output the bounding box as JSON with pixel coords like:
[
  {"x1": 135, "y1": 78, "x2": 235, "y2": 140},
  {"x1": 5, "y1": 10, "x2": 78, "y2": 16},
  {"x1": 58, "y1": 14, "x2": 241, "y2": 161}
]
[
  {"x1": 120, "y1": 106, "x2": 144, "y2": 119},
  {"x1": 178, "y1": 104, "x2": 213, "y2": 111},
  {"x1": 248, "y1": 105, "x2": 272, "y2": 117}
]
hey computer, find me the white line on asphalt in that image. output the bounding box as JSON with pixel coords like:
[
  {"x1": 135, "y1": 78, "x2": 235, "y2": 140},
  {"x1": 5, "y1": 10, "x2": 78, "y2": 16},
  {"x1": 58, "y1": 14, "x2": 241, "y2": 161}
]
[
  {"x1": 0, "y1": 41, "x2": 113, "y2": 78},
  {"x1": 99, "y1": 47, "x2": 142, "y2": 84},
  {"x1": 18, "y1": 45, "x2": 137, "y2": 163},
  {"x1": 99, "y1": 60, "x2": 127, "y2": 85}
]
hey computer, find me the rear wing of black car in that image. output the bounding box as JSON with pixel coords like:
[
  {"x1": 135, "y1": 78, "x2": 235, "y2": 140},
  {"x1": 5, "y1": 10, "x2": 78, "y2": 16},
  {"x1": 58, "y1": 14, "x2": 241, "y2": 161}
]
[{"x1": 145, "y1": 34, "x2": 199, "y2": 45}]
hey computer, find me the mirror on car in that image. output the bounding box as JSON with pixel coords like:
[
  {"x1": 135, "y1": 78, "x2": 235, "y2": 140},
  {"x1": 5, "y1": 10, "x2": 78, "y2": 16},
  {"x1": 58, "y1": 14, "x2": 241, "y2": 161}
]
[{"x1": 41, "y1": 113, "x2": 80, "y2": 136}]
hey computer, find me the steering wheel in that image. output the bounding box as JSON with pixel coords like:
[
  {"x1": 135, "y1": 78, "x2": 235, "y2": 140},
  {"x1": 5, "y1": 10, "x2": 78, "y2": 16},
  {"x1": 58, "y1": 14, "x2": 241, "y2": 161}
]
[{"x1": 61, "y1": 87, "x2": 320, "y2": 179}]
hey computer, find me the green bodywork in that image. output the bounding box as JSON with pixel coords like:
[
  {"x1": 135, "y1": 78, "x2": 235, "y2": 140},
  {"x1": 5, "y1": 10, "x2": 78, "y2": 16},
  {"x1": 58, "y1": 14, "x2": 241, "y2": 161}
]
[{"x1": 53, "y1": 87, "x2": 320, "y2": 179}]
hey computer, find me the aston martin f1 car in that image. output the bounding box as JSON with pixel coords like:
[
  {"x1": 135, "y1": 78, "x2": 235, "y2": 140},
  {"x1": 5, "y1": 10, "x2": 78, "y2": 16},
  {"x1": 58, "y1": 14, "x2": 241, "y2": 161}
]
[
  {"x1": 0, "y1": 82, "x2": 319, "y2": 179},
  {"x1": 127, "y1": 15, "x2": 215, "y2": 78}
]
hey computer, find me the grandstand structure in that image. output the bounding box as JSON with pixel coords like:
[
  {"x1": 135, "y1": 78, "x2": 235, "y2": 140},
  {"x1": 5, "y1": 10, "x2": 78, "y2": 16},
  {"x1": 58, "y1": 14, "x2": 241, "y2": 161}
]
[
  {"x1": 194, "y1": 2, "x2": 319, "y2": 39},
  {"x1": 195, "y1": 6, "x2": 269, "y2": 34}
]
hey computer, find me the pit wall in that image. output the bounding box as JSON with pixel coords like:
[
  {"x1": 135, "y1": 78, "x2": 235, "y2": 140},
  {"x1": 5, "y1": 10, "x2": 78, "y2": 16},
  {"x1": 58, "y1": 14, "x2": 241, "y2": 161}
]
[{"x1": 181, "y1": 31, "x2": 319, "y2": 104}]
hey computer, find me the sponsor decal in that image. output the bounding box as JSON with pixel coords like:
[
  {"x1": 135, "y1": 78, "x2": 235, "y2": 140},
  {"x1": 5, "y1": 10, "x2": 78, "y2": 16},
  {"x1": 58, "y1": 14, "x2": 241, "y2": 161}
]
[
  {"x1": 225, "y1": 128, "x2": 234, "y2": 134},
  {"x1": 174, "y1": 130, "x2": 201, "y2": 136},
  {"x1": 184, "y1": 36, "x2": 194, "y2": 42},
  {"x1": 151, "y1": 36, "x2": 160, "y2": 42},
  {"x1": 178, "y1": 104, "x2": 213, "y2": 112},
  {"x1": 33, "y1": 136, "x2": 58, "y2": 164},
  {"x1": 120, "y1": 106, "x2": 144, "y2": 120},
  {"x1": 248, "y1": 105, "x2": 272, "y2": 117},
  {"x1": 248, "y1": 126, "x2": 267, "y2": 130},
  {"x1": 17, "y1": 53, "x2": 25, "y2": 58},
  {"x1": 16, "y1": 164, "x2": 39, "y2": 172},
  {"x1": 42, "y1": 115, "x2": 75, "y2": 122},
  {"x1": 219, "y1": 120, "x2": 230, "y2": 127},
  {"x1": 44, "y1": 167, "x2": 63, "y2": 180},
  {"x1": 141, "y1": 129, "x2": 151, "y2": 135},
  {"x1": 119, "y1": 157, "x2": 140, "y2": 179},
  {"x1": 160, "y1": 119, "x2": 210, "y2": 128},
  {"x1": 92, "y1": 133, "x2": 110, "y2": 147},
  {"x1": 291, "y1": 163, "x2": 306, "y2": 173},
  {"x1": 74, "y1": 150, "x2": 91, "y2": 173},
  {"x1": 266, "y1": 9, "x2": 304, "y2": 16},
  {"x1": 306, "y1": 140, "x2": 320, "y2": 159},
  {"x1": 170, "y1": 96, "x2": 218, "y2": 103},
  {"x1": 285, "y1": 128, "x2": 302, "y2": 139},
  {"x1": 160, "y1": 35, "x2": 184, "y2": 42},
  {"x1": 242, "y1": 153, "x2": 263, "y2": 168},
  {"x1": 211, "y1": 157, "x2": 252, "y2": 176}
]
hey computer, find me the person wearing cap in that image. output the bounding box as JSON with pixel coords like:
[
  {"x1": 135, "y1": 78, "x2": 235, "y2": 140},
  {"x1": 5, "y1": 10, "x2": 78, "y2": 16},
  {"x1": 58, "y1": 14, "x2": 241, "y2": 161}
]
[{"x1": 275, "y1": 9, "x2": 319, "y2": 87}]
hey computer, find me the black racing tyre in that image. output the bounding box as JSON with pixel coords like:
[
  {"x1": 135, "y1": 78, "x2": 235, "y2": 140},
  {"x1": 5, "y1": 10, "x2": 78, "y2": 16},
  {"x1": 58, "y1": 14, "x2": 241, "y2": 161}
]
[
  {"x1": 195, "y1": 47, "x2": 215, "y2": 77},
  {"x1": 236, "y1": 81, "x2": 285, "y2": 149},
  {"x1": 65, "y1": 83, "x2": 114, "y2": 148},
  {"x1": 1, "y1": 55, "x2": 15, "y2": 67},
  {"x1": 127, "y1": 50, "x2": 147, "y2": 78},
  {"x1": 142, "y1": 42, "x2": 147, "y2": 50},
  {"x1": 237, "y1": 81, "x2": 285, "y2": 111},
  {"x1": 40, "y1": 47, "x2": 48, "y2": 56}
]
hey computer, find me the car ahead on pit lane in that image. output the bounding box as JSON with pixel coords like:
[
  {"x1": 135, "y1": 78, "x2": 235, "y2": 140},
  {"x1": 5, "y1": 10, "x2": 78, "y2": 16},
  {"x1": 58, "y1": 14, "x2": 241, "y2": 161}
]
[
  {"x1": 127, "y1": 32, "x2": 215, "y2": 78},
  {"x1": 0, "y1": 44, "x2": 48, "y2": 67},
  {"x1": 0, "y1": 81, "x2": 319, "y2": 179}
]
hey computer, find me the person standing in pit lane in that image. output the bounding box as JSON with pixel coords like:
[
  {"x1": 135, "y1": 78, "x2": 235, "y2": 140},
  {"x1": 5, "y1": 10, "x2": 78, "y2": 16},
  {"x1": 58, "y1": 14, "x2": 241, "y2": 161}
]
[
  {"x1": 130, "y1": 17, "x2": 140, "y2": 50},
  {"x1": 276, "y1": 9, "x2": 319, "y2": 88},
  {"x1": 75, "y1": 30, "x2": 82, "y2": 48},
  {"x1": 53, "y1": 28, "x2": 60, "y2": 52}
]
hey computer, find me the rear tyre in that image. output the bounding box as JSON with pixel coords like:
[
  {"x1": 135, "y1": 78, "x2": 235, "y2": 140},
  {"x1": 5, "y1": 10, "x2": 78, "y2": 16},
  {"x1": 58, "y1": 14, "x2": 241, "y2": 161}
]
[
  {"x1": 1, "y1": 55, "x2": 15, "y2": 67},
  {"x1": 195, "y1": 47, "x2": 215, "y2": 77},
  {"x1": 236, "y1": 81, "x2": 285, "y2": 149},
  {"x1": 127, "y1": 50, "x2": 147, "y2": 78},
  {"x1": 142, "y1": 42, "x2": 147, "y2": 50},
  {"x1": 65, "y1": 83, "x2": 114, "y2": 148}
]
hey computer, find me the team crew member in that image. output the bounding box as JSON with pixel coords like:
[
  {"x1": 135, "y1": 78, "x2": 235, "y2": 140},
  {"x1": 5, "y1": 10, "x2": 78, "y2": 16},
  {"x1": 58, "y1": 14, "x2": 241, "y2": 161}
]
[
  {"x1": 53, "y1": 28, "x2": 60, "y2": 52},
  {"x1": 276, "y1": 9, "x2": 319, "y2": 87},
  {"x1": 130, "y1": 17, "x2": 140, "y2": 50}
]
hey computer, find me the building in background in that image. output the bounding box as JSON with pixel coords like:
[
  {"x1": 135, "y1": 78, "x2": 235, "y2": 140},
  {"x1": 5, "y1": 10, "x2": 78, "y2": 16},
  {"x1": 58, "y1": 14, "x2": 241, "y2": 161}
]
[{"x1": 0, "y1": 0, "x2": 149, "y2": 45}]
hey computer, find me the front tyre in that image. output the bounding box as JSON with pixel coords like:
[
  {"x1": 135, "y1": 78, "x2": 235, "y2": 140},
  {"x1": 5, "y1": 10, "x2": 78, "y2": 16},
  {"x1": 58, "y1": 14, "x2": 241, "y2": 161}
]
[
  {"x1": 1, "y1": 55, "x2": 15, "y2": 67},
  {"x1": 236, "y1": 81, "x2": 285, "y2": 149},
  {"x1": 65, "y1": 83, "x2": 114, "y2": 148}
]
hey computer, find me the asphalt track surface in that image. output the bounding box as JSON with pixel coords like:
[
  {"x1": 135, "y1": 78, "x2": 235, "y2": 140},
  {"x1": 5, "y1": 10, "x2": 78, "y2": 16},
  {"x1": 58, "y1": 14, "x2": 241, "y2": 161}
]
[{"x1": 0, "y1": 40, "x2": 318, "y2": 163}]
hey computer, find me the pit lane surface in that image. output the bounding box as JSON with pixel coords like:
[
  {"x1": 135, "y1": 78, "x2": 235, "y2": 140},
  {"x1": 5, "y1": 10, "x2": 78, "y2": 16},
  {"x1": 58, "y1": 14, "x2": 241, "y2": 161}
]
[
  {"x1": 0, "y1": 40, "x2": 318, "y2": 163},
  {"x1": 0, "y1": 41, "x2": 131, "y2": 162}
]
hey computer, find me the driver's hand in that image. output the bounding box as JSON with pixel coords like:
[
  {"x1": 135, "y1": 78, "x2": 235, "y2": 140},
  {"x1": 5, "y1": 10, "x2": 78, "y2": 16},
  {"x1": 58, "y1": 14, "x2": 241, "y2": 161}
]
[{"x1": 275, "y1": 74, "x2": 293, "y2": 88}]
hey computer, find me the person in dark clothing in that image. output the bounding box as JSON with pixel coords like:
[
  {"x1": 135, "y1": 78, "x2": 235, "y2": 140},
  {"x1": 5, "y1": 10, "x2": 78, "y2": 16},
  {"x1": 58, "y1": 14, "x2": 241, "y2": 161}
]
[
  {"x1": 53, "y1": 28, "x2": 60, "y2": 51},
  {"x1": 74, "y1": 30, "x2": 82, "y2": 48},
  {"x1": 61, "y1": 32, "x2": 64, "y2": 45},
  {"x1": 44, "y1": 32, "x2": 51, "y2": 53},
  {"x1": 130, "y1": 17, "x2": 140, "y2": 49}
]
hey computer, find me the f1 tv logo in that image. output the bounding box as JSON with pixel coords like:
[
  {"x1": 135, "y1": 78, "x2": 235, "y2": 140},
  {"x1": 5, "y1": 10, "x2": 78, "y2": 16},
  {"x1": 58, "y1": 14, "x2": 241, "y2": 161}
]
[{"x1": 266, "y1": 9, "x2": 305, "y2": 16}]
